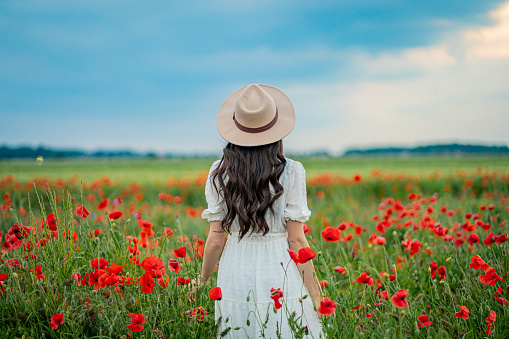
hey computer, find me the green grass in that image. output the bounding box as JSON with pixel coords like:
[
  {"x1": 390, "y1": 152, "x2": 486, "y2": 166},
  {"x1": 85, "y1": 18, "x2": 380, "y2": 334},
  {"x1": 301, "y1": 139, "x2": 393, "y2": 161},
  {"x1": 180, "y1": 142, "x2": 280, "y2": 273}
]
[{"x1": 1, "y1": 155, "x2": 508, "y2": 184}]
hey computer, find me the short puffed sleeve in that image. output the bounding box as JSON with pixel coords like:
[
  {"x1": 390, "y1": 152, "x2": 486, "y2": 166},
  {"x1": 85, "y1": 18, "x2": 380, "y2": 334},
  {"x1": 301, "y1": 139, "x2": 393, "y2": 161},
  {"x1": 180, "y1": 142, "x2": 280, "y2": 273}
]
[
  {"x1": 201, "y1": 160, "x2": 226, "y2": 222},
  {"x1": 284, "y1": 161, "x2": 311, "y2": 223}
]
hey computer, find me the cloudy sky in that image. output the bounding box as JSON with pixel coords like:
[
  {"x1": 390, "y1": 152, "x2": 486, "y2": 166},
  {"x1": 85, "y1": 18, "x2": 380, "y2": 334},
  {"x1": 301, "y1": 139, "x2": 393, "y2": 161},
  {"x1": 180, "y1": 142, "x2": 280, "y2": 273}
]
[{"x1": 1, "y1": 0, "x2": 508, "y2": 155}]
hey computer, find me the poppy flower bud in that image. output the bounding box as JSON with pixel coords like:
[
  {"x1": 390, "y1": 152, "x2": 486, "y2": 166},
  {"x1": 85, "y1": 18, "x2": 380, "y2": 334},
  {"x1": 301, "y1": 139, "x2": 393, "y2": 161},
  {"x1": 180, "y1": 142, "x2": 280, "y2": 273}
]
[
  {"x1": 317, "y1": 251, "x2": 322, "y2": 256},
  {"x1": 299, "y1": 297, "x2": 302, "y2": 303},
  {"x1": 13, "y1": 273, "x2": 18, "y2": 279},
  {"x1": 446, "y1": 257, "x2": 452, "y2": 262},
  {"x1": 234, "y1": 327, "x2": 240, "y2": 330}
]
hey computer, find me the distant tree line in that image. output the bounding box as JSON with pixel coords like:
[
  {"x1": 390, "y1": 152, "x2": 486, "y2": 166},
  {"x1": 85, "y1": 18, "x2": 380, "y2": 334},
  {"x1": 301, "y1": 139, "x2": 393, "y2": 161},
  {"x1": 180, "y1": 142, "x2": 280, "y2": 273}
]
[
  {"x1": 0, "y1": 143, "x2": 508, "y2": 159},
  {"x1": 344, "y1": 143, "x2": 509, "y2": 156},
  {"x1": 0, "y1": 146, "x2": 216, "y2": 159}
]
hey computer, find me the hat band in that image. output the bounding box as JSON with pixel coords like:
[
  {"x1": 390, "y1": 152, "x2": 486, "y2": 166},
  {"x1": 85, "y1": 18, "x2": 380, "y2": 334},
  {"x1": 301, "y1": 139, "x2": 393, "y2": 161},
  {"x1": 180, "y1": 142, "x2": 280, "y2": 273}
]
[{"x1": 233, "y1": 108, "x2": 278, "y2": 134}]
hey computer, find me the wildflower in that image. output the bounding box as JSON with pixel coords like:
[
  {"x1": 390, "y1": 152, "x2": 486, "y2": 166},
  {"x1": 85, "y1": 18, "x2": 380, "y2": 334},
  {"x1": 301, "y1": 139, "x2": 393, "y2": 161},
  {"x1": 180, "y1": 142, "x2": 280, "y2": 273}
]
[
  {"x1": 429, "y1": 261, "x2": 437, "y2": 279},
  {"x1": 106, "y1": 265, "x2": 123, "y2": 275},
  {"x1": 90, "y1": 257, "x2": 109, "y2": 269},
  {"x1": 0, "y1": 273, "x2": 7, "y2": 296},
  {"x1": 127, "y1": 313, "x2": 146, "y2": 332},
  {"x1": 417, "y1": 314, "x2": 432, "y2": 327},
  {"x1": 46, "y1": 213, "x2": 57, "y2": 231},
  {"x1": 480, "y1": 267, "x2": 504, "y2": 285},
  {"x1": 139, "y1": 272, "x2": 155, "y2": 294},
  {"x1": 192, "y1": 306, "x2": 207, "y2": 321},
  {"x1": 140, "y1": 256, "x2": 166, "y2": 278},
  {"x1": 76, "y1": 205, "x2": 90, "y2": 219},
  {"x1": 176, "y1": 276, "x2": 191, "y2": 285},
  {"x1": 168, "y1": 259, "x2": 181, "y2": 273},
  {"x1": 98, "y1": 198, "x2": 109, "y2": 210},
  {"x1": 356, "y1": 272, "x2": 374, "y2": 286},
  {"x1": 108, "y1": 211, "x2": 122, "y2": 220},
  {"x1": 209, "y1": 287, "x2": 222, "y2": 301},
  {"x1": 495, "y1": 233, "x2": 507, "y2": 244},
  {"x1": 317, "y1": 297, "x2": 337, "y2": 315},
  {"x1": 467, "y1": 233, "x2": 480, "y2": 245},
  {"x1": 297, "y1": 247, "x2": 316, "y2": 263},
  {"x1": 173, "y1": 246, "x2": 187, "y2": 258},
  {"x1": 321, "y1": 227, "x2": 341, "y2": 242},
  {"x1": 391, "y1": 289, "x2": 408, "y2": 308},
  {"x1": 483, "y1": 232, "x2": 495, "y2": 245},
  {"x1": 334, "y1": 266, "x2": 347, "y2": 275},
  {"x1": 270, "y1": 288, "x2": 283, "y2": 309},
  {"x1": 438, "y1": 266, "x2": 447, "y2": 281},
  {"x1": 485, "y1": 310, "x2": 496, "y2": 323},
  {"x1": 485, "y1": 323, "x2": 493, "y2": 335},
  {"x1": 454, "y1": 305, "x2": 469, "y2": 319},
  {"x1": 50, "y1": 314, "x2": 64, "y2": 329},
  {"x1": 469, "y1": 255, "x2": 490, "y2": 270}
]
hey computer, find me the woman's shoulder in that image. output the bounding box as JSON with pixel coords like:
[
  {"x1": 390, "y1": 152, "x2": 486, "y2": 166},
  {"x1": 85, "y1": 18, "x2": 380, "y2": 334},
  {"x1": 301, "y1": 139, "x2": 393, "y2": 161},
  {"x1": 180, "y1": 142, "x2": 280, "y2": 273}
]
[{"x1": 284, "y1": 157, "x2": 306, "y2": 175}]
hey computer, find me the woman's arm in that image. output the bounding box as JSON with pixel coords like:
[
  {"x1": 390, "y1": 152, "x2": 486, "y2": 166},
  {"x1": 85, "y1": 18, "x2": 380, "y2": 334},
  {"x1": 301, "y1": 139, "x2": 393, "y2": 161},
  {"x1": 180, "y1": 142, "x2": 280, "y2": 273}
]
[
  {"x1": 287, "y1": 220, "x2": 322, "y2": 309},
  {"x1": 199, "y1": 221, "x2": 226, "y2": 284}
]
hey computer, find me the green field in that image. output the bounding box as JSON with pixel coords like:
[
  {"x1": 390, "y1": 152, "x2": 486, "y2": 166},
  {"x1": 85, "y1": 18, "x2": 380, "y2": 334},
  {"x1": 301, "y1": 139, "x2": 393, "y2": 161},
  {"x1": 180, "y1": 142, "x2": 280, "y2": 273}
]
[{"x1": 1, "y1": 155, "x2": 508, "y2": 184}]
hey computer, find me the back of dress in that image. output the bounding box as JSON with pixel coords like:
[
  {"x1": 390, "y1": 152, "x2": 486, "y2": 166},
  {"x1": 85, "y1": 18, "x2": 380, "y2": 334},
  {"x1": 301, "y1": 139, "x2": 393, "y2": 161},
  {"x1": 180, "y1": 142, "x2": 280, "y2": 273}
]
[{"x1": 201, "y1": 158, "x2": 323, "y2": 339}]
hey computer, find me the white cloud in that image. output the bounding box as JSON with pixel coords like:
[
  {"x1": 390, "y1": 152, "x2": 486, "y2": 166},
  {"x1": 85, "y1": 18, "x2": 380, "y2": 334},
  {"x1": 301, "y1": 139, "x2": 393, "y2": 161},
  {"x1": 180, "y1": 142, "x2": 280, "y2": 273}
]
[{"x1": 282, "y1": 1, "x2": 509, "y2": 155}]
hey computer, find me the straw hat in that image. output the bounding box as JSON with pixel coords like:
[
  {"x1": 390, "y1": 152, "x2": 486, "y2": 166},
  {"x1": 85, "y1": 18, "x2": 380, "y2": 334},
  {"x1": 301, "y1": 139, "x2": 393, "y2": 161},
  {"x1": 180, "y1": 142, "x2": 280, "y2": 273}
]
[{"x1": 217, "y1": 84, "x2": 295, "y2": 146}]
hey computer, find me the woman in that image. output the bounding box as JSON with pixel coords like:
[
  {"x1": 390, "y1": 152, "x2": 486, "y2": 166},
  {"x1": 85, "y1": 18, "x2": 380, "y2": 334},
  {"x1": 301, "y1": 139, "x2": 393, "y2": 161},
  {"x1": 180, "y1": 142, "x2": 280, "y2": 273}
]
[{"x1": 196, "y1": 84, "x2": 323, "y2": 338}]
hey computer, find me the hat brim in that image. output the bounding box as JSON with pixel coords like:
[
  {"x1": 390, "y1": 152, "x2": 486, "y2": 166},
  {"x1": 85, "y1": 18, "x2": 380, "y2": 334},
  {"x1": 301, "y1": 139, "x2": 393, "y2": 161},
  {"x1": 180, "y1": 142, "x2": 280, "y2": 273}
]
[{"x1": 217, "y1": 84, "x2": 295, "y2": 147}]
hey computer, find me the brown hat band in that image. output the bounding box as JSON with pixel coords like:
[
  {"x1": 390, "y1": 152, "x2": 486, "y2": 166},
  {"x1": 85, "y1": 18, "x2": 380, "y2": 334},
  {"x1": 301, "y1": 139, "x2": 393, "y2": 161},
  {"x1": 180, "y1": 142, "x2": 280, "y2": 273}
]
[{"x1": 232, "y1": 107, "x2": 279, "y2": 134}]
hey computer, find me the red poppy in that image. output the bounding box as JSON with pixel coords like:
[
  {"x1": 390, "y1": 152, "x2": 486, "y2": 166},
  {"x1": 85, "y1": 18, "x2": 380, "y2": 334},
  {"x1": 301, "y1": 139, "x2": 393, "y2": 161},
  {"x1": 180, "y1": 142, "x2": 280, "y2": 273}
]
[
  {"x1": 438, "y1": 266, "x2": 447, "y2": 281},
  {"x1": 208, "y1": 286, "x2": 222, "y2": 301},
  {"x1": 485, "y1": 310, "x2": 496, "y2": 323},
  {"x1": 287, "y1": 249, "x2": 300, "y2": 265},
  {"x1": 417, "y1": 314, "x2": 432, "y2": 327},
  {"x1": 30, "y1": 265, "x2": 45, "y2": 281},
  {"x1": 163, "y1": 227, "x2": 174, "y2": 236},
  {"x1": 62, "y1": 229, "x2": 78, "y2": 242},
  {"x1": 127, "y1": 313, "x2": 146, "y2": 332},
  {"x1": 381, "y1": 291, "x2": 389, "y2": 300},
  {"x1": 50, "y1": 314, "x2": 64, "y2": 329},
  {"x1": 334, "y1": 266, "x2": 347, "y2": 275},
  {"x1": 0, "y1": 273, "x2": 7, "y2": 296},
  {"x1": 469, "y1": 255, "x2": 490, "y2": 270},
  {"x1": 391, "y1": 289, "x2": 408, "y2": 308},
  {"x1": 485, "y1": 323, "x2": 493, "y2": 336},
  {"x1": 480, "y1": 267, "x2": 504, "y2": 285},
  {"x1": 97, "y1": 198, "x2": 109, "y2": 210},
  {"x1": 317, "y1": 297, "x2": 337, "y2": 315},
  {"x1": 192, "y1": 306, "x2": 207, "y2": 321},
  {"x1": 90, "y1": 257, "x2": 109, "y2": 269},
  {"x1": 139, "y1": 272, "x2": 155, "y2": 294},
  {"x1": 46, "y1": 213, "x2": 57, "y2": 231},
  {"x1": 270, "y1": 288, "x2": 283, "y2": 309},
  {"x1": 388, "y1": 274, "x2": 396, "y2": 281},
  {"x1": 454, "y1": 305, "x2": 469, "y2": 319},
  {"x1": 76, "y1": 205, "x2": 90, "y2": 219},
  {"x1": 108, "y1": 211, "x2": 122, "y2": 220},
  {"x1": 467, "y1": 233, "x2": 480, "y2": 245},
  {"x1": 140, "y1": 256, "x2": 166, "y2": 278},
  {"x1": 297, "y1": 247, "x2": 316, "y2": 263},
  {"x1": 138, "y1": 220, "x2": 153, "y2": 228},
  {"x1": 106, "y1": 265, "x2": 123, "y2": 275},
  {"x1": 495, "y1": 233, "x2": 507, "y2": 244},
  {"x1": 176, "y1": 276, "x2": 191, "y2": 285},
  {"x1": 88, "y1": 269, "x2": 106, "y2": 290},
  {"x1": 6, "y1": 258, "x2": 19, "y2": 268},
  {"x1": 497, "y1": 297, "x2": 508, "y2": 305},
  {"x1": 484, "y1": 232, "x2": 495, "y2": 245},
  {"x1": 429, "y1": 261, "x2": 437, "y2": 279},
  {"x1": 321, "y1": 227, "x2": 341, "y2": 242},
  {"x1": 356, "y1": 272, "x2": 374, "y2": 286},
  {"x1": 494, "y1": 287, "x2": 505, "y2": 299},
  {"x1": 173, "y1": 246, "x2": 187, "y2": 258},
  {"x1": 168, "y1": 259, "x2": 181, "y2": 273}
]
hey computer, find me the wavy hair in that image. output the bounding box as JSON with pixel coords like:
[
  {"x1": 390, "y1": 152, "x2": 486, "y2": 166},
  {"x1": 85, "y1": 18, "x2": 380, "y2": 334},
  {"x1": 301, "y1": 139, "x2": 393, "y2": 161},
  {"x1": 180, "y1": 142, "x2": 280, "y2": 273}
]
[{"x1": 211, "y1": 140, "x2": 286, "y2": 240}]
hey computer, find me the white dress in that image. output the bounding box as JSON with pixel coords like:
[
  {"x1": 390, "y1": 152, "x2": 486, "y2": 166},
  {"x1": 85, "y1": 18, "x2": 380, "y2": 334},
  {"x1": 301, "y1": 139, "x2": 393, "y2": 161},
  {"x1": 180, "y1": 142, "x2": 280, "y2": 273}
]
[{"x1": 202, "y1": 158, "x2": 324, "y2": 339}]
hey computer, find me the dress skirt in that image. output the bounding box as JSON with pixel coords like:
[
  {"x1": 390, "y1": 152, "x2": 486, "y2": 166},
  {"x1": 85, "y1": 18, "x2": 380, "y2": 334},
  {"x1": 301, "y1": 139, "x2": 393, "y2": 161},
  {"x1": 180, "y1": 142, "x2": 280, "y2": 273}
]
[{"x1": 215, "y1": 232, "x2": 324, "y2": 339}]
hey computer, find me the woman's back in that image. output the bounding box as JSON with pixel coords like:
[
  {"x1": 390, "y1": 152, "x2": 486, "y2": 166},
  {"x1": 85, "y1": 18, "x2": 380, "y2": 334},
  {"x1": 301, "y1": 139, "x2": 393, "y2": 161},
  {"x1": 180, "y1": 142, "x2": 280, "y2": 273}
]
[{"x1": 202, "y1": 158, "x2": 323, "y2": 338}]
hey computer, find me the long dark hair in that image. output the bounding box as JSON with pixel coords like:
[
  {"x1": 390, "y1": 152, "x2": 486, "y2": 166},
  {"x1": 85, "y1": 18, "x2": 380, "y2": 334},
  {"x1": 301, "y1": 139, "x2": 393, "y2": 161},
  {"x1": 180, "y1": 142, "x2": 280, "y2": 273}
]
[{"x1": 211, "y1": 140, "x2": 286, "y2": 240}]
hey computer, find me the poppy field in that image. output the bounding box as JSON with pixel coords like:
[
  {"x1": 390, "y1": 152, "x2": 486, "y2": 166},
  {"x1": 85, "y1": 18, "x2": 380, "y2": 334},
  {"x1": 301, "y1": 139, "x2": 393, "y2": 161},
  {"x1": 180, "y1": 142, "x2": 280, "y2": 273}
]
[{"x1": 0, "y1": 156, "x2": 508, "y2": 338}]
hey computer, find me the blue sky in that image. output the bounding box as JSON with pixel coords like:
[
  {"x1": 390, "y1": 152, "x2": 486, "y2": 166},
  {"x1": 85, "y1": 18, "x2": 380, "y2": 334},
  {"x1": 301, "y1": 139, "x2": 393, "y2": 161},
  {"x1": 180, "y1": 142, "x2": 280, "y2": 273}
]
[{"x1": 1, "y1": 0, "x2": 509, "y2": 155}]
